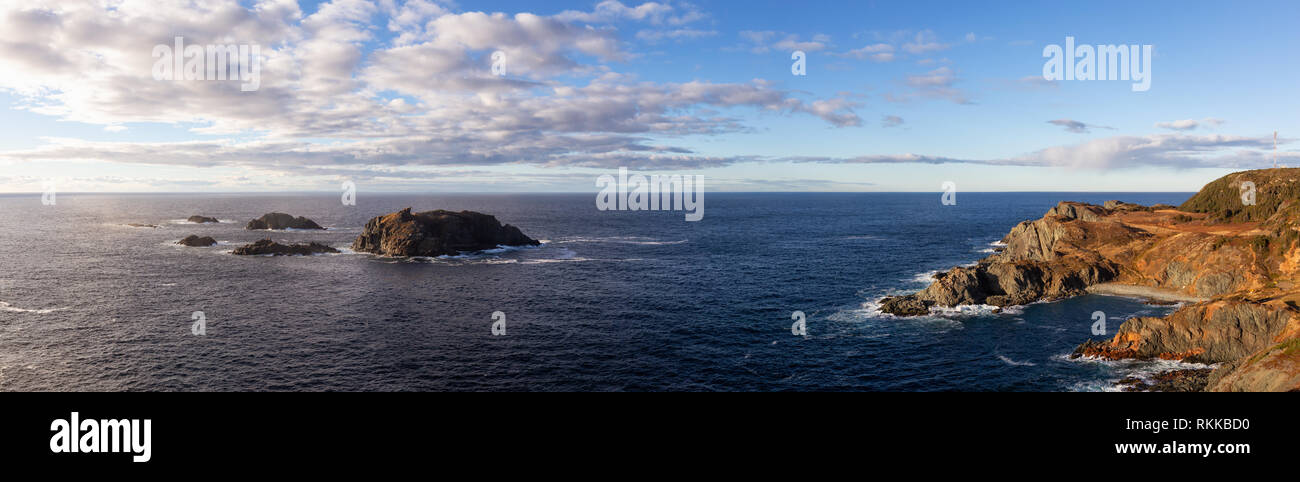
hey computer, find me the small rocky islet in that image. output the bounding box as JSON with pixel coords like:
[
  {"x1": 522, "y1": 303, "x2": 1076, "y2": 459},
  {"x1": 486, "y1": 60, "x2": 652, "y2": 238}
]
[
  {"x1": 231, "y1": 239, "x2": 339, "y2": 256},
  {"x1": 881, "y1": 168, "x2": 1300, "y2": 391},
  {"x1": 177, "y1": 235, "x2": 217, "y2": 247},
  {"x1": 244, "y1": 212, "x2": 325, "y2": 230},
  {"x1": 217, "y1": 209, "x2": 540, "y2": 258},
  {"x1": 351, "y1": 208, "x2": 539, "y2": 257}
]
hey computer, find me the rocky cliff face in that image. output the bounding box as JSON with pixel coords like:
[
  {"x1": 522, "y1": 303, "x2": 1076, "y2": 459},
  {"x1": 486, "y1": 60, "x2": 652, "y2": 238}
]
[
  {"x1": 350, "y1": 208, "x2": 539, "y2": 257},
  {"x1": 883, "y1": 168, "x2": 1300, "y2": 391}
]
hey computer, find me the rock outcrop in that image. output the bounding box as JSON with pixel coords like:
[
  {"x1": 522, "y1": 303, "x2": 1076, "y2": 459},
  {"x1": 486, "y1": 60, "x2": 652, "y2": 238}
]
[
  {"x1": 232, "y1": 239, "x2": 338, "y2": 256},
  {"x1": 177, "y1": 235, "x2": 217, "y2": 247},
  {"x1": 351, "y1": 208, "x2": 539, "y2": 257},
  {"x1": 187, "y1": 215, "x2": 220, "y2": 224},
  {"x1": 884, "y1": 168, "x2": 1300, "y2": 391},
  {"x1": 245, "y1": 213, "x2": 324, "y2": 230}
]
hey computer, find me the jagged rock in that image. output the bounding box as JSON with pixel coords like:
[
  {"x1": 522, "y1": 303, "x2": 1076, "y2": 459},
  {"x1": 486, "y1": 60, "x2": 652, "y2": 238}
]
[
  {"x1": 232, "y1": 239, "x2": 338, "y2": 256},
  {"x1": 1116, "y1": 369, "x2": 1212, "y2": 392},
  {"x1": 879, "y1": 296, "x2": 932, "y2": 316},
  {"x1": 187, "y1": 215, "x2": 220, "y2": 224},
  {"x1": 177, "y1": 235, "x2": 217, "y2": 247},
  {"x1": 245, "y1": 213, "x2": 324, "y2": 230},
  {"x1": 351, "y1": 208, "x2": 539, "y2": 257}
]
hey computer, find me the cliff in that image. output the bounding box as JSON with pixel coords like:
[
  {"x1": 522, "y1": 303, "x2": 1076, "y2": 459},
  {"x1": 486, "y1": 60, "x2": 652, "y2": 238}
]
[{"x1": 881, "y1": 168, "x2": 1300, "y2": 391}]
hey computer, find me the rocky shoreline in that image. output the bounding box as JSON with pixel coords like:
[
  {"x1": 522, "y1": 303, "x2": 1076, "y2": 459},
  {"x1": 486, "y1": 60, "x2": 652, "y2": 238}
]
[{"x1": 881, "y1": 168, "x2": 1300, "y2": 392}]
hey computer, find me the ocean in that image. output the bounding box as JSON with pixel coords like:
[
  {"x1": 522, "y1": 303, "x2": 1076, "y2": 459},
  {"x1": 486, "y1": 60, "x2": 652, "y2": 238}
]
[{"x1": 0, "y1": 192, "x2": 1209, "y2": 391}]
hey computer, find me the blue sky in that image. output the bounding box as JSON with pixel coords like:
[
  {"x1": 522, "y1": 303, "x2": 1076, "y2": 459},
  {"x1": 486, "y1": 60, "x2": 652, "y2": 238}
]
[{"x1": 0, "y1": 0, "x2": 1297, "y2": 192}]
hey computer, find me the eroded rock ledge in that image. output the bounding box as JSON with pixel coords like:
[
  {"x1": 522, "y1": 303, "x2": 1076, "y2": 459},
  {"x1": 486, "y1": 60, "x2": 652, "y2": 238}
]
[{"x1": 351, "y1": 208, "x2": 539, "y2": 257}]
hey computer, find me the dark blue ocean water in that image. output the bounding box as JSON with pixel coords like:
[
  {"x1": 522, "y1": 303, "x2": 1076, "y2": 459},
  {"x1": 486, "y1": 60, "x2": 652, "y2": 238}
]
[{"x1": 0, "y1": 192, "x2": 1205, "y2": 391}]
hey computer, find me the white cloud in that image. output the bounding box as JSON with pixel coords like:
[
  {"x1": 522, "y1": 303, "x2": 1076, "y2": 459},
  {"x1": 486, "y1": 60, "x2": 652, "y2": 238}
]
[
  {"x1": 737, "y1": 30, "x2": 830, "y2": 53},
  {"x1": 901, "y1": 30, "x2": 950, "y2": 54},
  {"x1": 1047, "y1": 119, "x2": 1113, "y2": 134},
  {"x1": 0, "y1": 0, "x2": 859, "y2": 177},
  {"x1": 1155, "y1": 117, "x2": 1226, "y2": 131},
  {"x1": 886, "y1": 67, "x2": 971, "y2": 104},
  {"x1": 837, "y1": 43, "x2": 894, "y2": 62}
]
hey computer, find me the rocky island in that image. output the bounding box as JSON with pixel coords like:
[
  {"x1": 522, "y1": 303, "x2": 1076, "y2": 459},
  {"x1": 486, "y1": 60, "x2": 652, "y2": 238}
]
[
  {"x1": 232, "y1": 239, "x2": 339, "y2": 256},
  {"x1": 187, "y1": 215, "x2": 220, "y2": 224},
  {"x1": 245, "y1": 213, "x2": 324, "y2": 230},
  {"x1": 177, "y1": 235, "x2": 217, "y2": 247},
  {"x1": 881, "y1": 168, "x2": 1300, "y2": 391},
  {"x1": 351, "y1": 208, "x2": 539, "y2": 257}
]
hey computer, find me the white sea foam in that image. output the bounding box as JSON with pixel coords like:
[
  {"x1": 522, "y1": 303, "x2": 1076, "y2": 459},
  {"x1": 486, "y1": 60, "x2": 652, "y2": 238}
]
[
  {"x1": 928, "y1": 303, "x2": 1024, "y2": 317},
  {"x1": 551, "y1": 236, "x2": 686, "y2": 246},
  {"x1": 0, "y1": 301, "x2": 66, "y2": 314},
  {"x1": 1060, "y1": 353, "x2": 1217, "y2": 391},
  {"x1": 997, "y1": 354, "x2": 1036, "y2": 366},
  {"x1": 910, "y1": 270, "x2": 940, "y2": 284},
  {"x1": 168, "y1": 219, "x2": 230, "y2": 225}
]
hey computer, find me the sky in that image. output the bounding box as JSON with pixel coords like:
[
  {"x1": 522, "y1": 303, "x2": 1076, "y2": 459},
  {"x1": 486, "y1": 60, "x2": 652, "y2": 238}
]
[{"x1": 0, "y1": 0, "x2": 1298, "y2": 193}]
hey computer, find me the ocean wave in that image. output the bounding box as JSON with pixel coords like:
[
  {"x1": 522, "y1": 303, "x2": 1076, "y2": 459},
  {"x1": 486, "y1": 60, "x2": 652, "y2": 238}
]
[
  {"x1": 168, "y1": 219, "x2": 236, "y2": 224},
  {"x1": 928, "y1": 303, "x2": 1024, "y2": 317},
  {"x1": 551, "y1": 236, "x2": 686, "y2": 246},
  {"x1": 0, "y1": 301, "x2": 67, "y2": 314},
  {"x1": 909, "y1": 270, "x2": 940, "y2": 284},
  {"x1": 996, "y1": 354, "x2": 1036, "y2": 366},
  {"x1": 1059, "y1": 354, "x2": 1218, "y2": 392}
]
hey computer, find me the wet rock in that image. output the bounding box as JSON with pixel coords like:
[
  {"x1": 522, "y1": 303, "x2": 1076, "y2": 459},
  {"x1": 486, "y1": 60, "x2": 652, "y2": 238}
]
[
  {"x1": 187, "y1": 215, "x2": 220, "y2": 224},
  {"x1": 879, "y1": 296, "x2": 932, "y2": 316},
  {"x1": 245, "y1": 213, "x2": 324, "y2": 230},
  {"x1": 232, "y1": 239, "x2": 338, "y2": 256},
  {"x1": 177, "y1": 235, "x2": 217, "y2": 247}
]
